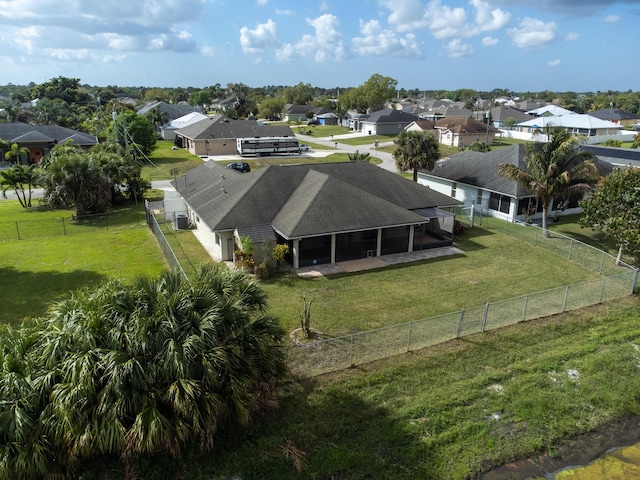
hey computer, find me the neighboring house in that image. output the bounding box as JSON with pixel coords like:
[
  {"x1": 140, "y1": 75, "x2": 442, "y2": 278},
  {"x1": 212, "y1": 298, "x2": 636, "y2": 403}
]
[
  {"x1": 405, "y1": 120, "x2": 436, "y2": 133},
  {"x1": 136, "y1": 101, "x2": 201, "y2": 122},
  {"x1": 526, "y1": 104, "x2": 574, "y2": 116},
  {"x1": 589, "y1": 108, "x2": 640, "y2": 128},
  {"x1": 316, "y1": 112, "x2": 338, "y2": 126},
  {"x1": 515, "y1": 114, "x2": 622, "y2": 137},
  {"x1": 283, "y1": 105, "x2": 331, "y2": 123},
  {"x1": 489, "y1": 105, "x2": 533, "y2": 128},
  {"x1": 513, "y1": 100, "x2": 544, "y2": 111},
  {"x1": 434, "y1": 117, "x2": 501, "y2": 148},
  {"x1": 421, "y1": 106, "x2": 473, "y2": 122},
  {"x1": 357, "y1": 109, "x2": 421, "y2": 135},
  {"x1": 581, "y1": 145, "x2": 640, "y2": 168},
  {"x1": 174, "y1": 115, "x2": 296, "y2": 156},
  {"x1": 417, "y1": 144, "x2": 614, "y2": 222},
  {"x1": 160, "y1": 112, "x2": 209, "y2": 140},
  {"x1": 172, "y1": 161, "x2": 462, "y2": 268},
  {"x1": 0, "y1": 122, "x2": 98, "y2": 165}
]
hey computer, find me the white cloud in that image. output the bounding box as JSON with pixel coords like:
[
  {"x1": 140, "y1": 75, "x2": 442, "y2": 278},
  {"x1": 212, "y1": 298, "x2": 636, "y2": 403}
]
[
  {"x1": 275, "y1": 9, "x2": 295, "y2": 15},
  {"x1": 352, "y1": 19, "x2": 423, "y2": 57},
  {"x1": 444, "y1": 38, "x2": 473, "y2": 57},
  {"x1": 380, "y1": 0, "x2": 509, "y2": 40},
  {"x1": 380, "y1": 0, "x2": 430, "y2": 32},
  {"x1": 603, "y1": 14, "x2": 620, "y2": 25},
  {"x1": 507, "y1": 17, "x2": 557, "y2": 49},
  {"x1": 240, "y1": 19, "x2": 279, "y2": 54},
  {"x1": 482, "y1": 36, "x2": 498, "y2": 46},
  {"x1": 276, "y1": 14, "x2": 350, "y2": 62},
  {"x1": 256, "y1": 0, "x2": 267, "y2": 6},
  {"x1": 564, "y1": 32, "x2": 579, "y2": 41},
  {"x1": 547, "y1": 58, "x2": 561, "y2": 67}
]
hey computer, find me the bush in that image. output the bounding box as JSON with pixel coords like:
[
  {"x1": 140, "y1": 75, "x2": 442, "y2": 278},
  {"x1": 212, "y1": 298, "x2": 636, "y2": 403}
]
[{"x1": 255, "y1": 260, "x2": 275, "y2": 280}]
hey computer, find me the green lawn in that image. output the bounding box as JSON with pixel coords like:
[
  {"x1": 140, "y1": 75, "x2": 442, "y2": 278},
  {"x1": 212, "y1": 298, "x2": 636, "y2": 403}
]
[
  {"x1": 0, "y1": 202, "x2": 167, "y2": 325},
  {"x1": 118, "y1": 296, "x2": 640, "y2": 480},
  {"x1": 142, "y1": 140, "x2": 204, "y2": 181}
]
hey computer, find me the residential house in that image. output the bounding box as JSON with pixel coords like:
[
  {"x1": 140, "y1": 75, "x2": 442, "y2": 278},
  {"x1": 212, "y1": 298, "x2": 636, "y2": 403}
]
[
  {"x1": 526, "y1": 105, "x2": 574, "y2": 116},
  {"x1": 283, "y1": 105, "x2": 331, "y2": 123},
  {"x1": 174, "y1": 115, "x2": 296, "y2": 156},
  {"x1": 417, "y1": 144, "x2": 614, "y2": 222},
  {"x1": 172, "y1": 161, "x2": 462, "y2": 268},
  {"x1": 434, "y1": 117, "x2": 501, "y2": 148},
  {"x1": 137, "y1": 101, "x2": 201, "y2": 122},
  {"x1": 515, "y1": 114, "x2": 622, "y2": 137},
  {"x1": 0, "y1": 122, "x2": 98, "y2": 165},
  {"x1": 589, "y1": 108, "x2": 640, "y2": 128},
  {"x1": 405, "y1": 120, "x2": 436, "y2": 133},
  {"x1": 489, "y1": 105, "x2": 533, "y2": 129},
  {"x1": 356, "y1": 109, "x2": 421, "y2": 135},
  {"x1": 316, "y1": 112, "x2": 338, "y2": 126},
  {"x1": 160, "y1": 112, "x2": 209, "y2": 140}
]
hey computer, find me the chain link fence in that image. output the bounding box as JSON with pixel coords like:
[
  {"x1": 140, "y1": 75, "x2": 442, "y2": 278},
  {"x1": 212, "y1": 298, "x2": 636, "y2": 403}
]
[
  {"x1": 145, "y1": 201, "x2": 188, "y2": 280},
  {"x1": 288, "y1": 217, "x2": 639, "y2": 377}
]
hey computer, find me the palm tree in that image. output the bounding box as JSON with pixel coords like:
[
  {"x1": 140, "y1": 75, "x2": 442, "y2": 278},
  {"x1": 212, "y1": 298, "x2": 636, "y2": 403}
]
[
  {"x1": 0, "y1": 164, "x2": 42, "y2": 207},
  {"x1": 4, "y1": 143, "x2": 30, "y2": 165},
  {"x1": 347, "y1": 150, "x2": 370, "y2": 162},
  {"x1": 10, "y1": 265, "x2": 286, "y2": 477},
  {"x1": 497, "y1": 126, "x2": 599, "y2": 238},
  {"x1": 393, "y1": 131, "x2": 440, "y2": 181}
]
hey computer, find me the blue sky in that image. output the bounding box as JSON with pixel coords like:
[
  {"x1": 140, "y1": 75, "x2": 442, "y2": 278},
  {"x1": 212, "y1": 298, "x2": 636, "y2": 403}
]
[{"x1": 0, "y1": 0, "x2": 638, "y2": 92}]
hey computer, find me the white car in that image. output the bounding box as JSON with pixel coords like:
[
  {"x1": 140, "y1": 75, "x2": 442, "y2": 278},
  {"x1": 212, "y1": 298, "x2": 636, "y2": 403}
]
[{"x1": 299, "y1": 144, "x2": 310, "y2": 151}]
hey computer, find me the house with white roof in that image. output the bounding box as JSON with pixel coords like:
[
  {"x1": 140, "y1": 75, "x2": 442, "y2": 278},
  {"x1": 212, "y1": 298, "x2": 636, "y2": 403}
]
[
  {"x1": 160, "y1": 112, "x2": 209, "y2": 140},
  {"x1": 515, "y1": 114, "x2": 622, "y2": 137}
]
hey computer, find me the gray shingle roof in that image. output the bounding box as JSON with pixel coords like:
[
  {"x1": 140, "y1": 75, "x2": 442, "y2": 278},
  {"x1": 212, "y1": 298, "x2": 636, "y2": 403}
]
[
  {"x1": 175, "y1": 161, "x2": 461, "y2": 239},
  {"x1": 423, "y1": 144, "x2": 614, "y2": 197},
  {"x1": 0, "y1": 123, "x2": 98, "y2": 146},
  {"x1": 362, "y1": 109, "x2": 421, "y2": 124},
  {"x1": 176, "y1": 116, "x2": 295, "y2": 140}
]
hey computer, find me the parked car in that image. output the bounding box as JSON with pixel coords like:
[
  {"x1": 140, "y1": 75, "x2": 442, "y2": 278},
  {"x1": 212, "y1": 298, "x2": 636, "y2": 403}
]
[
  {"x1": 307, "y1": 119, "x2": 319, "y2": 125},
  {"x1": 299, "y1": 144, "x2": 310, "y2": 151},
  {"x1": 268, "y1": 115, "x2": 281, "y2": 121},
  {"x1": 227, "y1": 162, "x2": 251, "y2": 173}
]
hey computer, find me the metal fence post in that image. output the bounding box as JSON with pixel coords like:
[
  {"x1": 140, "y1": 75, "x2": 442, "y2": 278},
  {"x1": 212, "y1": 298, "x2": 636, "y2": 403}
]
[
  {"x1": 562, "y1": 285, "x2": 569, "y2": 312},
  {"x1": 456, "y1": 309, "x2": 465, "y2": 338},
  {"x1": 599, "y1": 277, "x2": 606, "y2": 303},
  {"x1": 521, "y1": 295, "x2": 528, "y2": 322},
  {"x1": 568, "y1": 239, "x2": 573, "y2": 260},
  {"x1": 480, "y1": 303, "x2": 489, "y2": 332},
  {"x1": 406, "y1": 321, "x2": 414, "y2": 352},
  {"x1": 349, "y1": 335, "x2": 354, "y2": 366}
]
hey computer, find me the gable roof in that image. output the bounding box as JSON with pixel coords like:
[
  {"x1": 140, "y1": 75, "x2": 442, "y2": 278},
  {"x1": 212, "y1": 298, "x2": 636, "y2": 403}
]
[
  {"x1": 588, "y1": 108, "x2": 640, "y2": 122},
  {"x1": 163, "y1": 112, "x2": 210, "y2": 129},
  {"x1": 176, "y1": 115, "x2": 295, "y2": 140},
  {"x1": 361, "y1": 109, "x2": 421, "y2": 125},
  {"x1": 526, "y1": 105, "x2": 574, "y2": 116},
  {"x1": 423, "y1": 143, "x2": 614, "y2": 198},
  {"x1": 517, "y1": 114, "x2": 621, "y2": 130},
  {"x1": 489, "y1": 105, "x2": 533, "y2": 123},
  {"x1": 284, "y1": 104, "x2": 331, "y2": 115},
  {"x1": 435, "y1": 117, "x2": 501, "y2": 135},
  {"x1": 175, "y1": 161, "x2": 461, "y2": 239},
  {"x1": 137, "y1": 101, "x2": 201, "y2": 121},
  {"x1": 0, "y1": 122, "x2": 98, "y2": 146}
]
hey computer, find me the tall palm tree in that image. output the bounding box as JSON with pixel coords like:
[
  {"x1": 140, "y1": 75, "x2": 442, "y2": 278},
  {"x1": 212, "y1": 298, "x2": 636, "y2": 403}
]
[
  {"x1": 393, "y1": 130, "x2": 440, "y2": 181},
  {"x1": 497, "y1": 126, "x2": 599, "y2": 238}
]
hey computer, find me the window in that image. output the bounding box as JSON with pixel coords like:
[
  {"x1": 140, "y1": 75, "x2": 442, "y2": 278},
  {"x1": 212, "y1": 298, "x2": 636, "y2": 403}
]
[
  {"x1": 476, "y1": 189, "x2": 483, "y2": 206},
  {"x1": 451, "y1": 182, "x2": 457, "y2": 198},
  {"x1": 215, "y1": 233, "x2": 221, "y2": 246}
]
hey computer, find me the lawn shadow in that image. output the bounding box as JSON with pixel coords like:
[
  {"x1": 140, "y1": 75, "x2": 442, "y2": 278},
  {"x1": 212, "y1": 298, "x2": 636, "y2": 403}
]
[{"x1": 0, "y1": 267, "x2": 107, "y2": 326}]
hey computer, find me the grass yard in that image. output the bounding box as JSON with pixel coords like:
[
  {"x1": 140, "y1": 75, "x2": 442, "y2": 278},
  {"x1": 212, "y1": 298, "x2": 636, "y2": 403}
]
[
  {"x1": 0, "y1": 202, "x2": 167, "y2": 326},
  {"x1": 117, "y1": 296, "x2": 640, "y2": 480},
  {"x1": 142, "y1": 140, "x2": 204, "y2": 181},
  {"x1": 261, "y1": 224, "x2": 603, "y2": 337}
]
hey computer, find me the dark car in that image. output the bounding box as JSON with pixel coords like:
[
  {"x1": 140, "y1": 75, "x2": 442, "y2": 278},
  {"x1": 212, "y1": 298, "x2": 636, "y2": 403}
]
[
  {"x1": 227, "y1": 162, "x2": 250, "y2": 173},
  {"x1": 306, "y1": 119, "x2": 319, "y2": 125},
  {"x1": 268, "y1": 115, "x2": 281, "y2": 121}
]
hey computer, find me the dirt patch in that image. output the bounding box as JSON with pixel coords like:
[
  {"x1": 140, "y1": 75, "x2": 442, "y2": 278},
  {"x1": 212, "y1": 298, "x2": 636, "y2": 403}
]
[{"x1": 480, "y1": 415, "x2": 640, "y2": 479}]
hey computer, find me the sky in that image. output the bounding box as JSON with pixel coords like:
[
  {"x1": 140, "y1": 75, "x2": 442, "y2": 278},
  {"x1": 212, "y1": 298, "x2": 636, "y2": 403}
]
[{"x1": 0, "y1": 0, "x2": 638, "y2": 93}]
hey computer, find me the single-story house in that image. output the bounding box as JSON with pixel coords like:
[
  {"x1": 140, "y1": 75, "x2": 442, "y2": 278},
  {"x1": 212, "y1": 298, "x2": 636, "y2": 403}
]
[
  {"x1": 526, "y1": 105, "x2": 574, "y2": 117},
  {"x1": 172, "y1": 161, "x2": 462, "y2": 268},
  {"x1": 174, "y1": 115, "x2": 296, "y2": 156},
  {"x1": 417, "y1": 144, "x2": 614, "y2": 222},
  {"x1": 588, "y1": 108, "x2": 640, "y2": 128},
  {"x1": 357, "y1": 109, "x2": 421, "y2": 136},
  {"x1": 515, "y1": 114, "x2": 622, "y2": 137},
  {"x1": 160, "y1": 112, "x2": 209, "y2": 140},
  {"x1": 283, "y1": 105, "x2": 331, "y2": 123},
  {"x1": 136, "y1": 101, "x2": 201, "y2": 122},
  {"x1": 405, "y1": 120, "x2": 436, "y2": 133},
  {"x1": 316, "y1": 112, "x2": 338, "y2": 126},
  {"x1": 434, "y1": 117, "x2": 501, "y2": 148},
  {"x1": 0, "y1": 122, "x2": 98, "y2": 165},
  {"x1": 489, "y1": 105, "x2": 533, "y2": 129}
]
